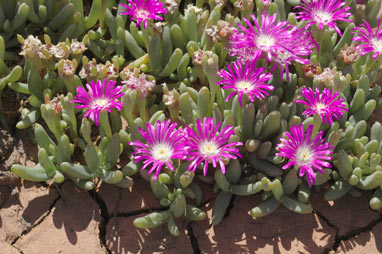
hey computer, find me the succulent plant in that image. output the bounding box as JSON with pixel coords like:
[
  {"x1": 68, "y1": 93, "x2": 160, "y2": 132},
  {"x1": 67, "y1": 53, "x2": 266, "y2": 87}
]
[{"x1": 7, "y1": 0, "x2": 382, "y2": 236}]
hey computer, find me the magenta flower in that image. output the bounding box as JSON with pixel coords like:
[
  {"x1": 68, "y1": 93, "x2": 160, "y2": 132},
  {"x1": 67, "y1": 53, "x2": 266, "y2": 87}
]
[
  {"x1": 276, "y1": 124, "x2": 334, "y2": 187},
  {"x1": 229, "y1": 12, "x2": 315, "y2": 77},
  {"x1": 295, "y1": 0, "x2": 352, "y2": 36},
  {"x1": 295, "y1": 87, "x2": 348, "y2": 125},
  {"x1": 185, "y1": 118, "x2": 243, "y2": 176},
  {"x1": 129, "y1": 120, "x2": 187, "y2": 180},
  {"x1": 229, "y1": 12, "x2": 294, "y2": 63},
  {"x1": 71, "y1": 79, "x2": 123, "y2": 126},
  {"x1": 272, "y1": 28, "x2": 317, "y2": 79},
  {"x1": 353, "y1": 19, "x2": 382, "y2": 59},
  {"x1": 120, "y1": 0, "x2": 168, "y2": 28},
  {"x1": 217, "y1": 61, "x2": 273, "y2": 106}
]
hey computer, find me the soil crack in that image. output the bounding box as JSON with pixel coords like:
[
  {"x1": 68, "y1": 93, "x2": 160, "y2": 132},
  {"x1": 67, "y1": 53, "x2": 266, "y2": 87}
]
[
  {"x1": 116, "y1": 207, "x2": 167, "y2": 217},
  {"x1": 223, "y1": 194, "x2": 236, "y2": 220},
  {"x1": 319, "y1": 211, "x2": 382, "y2": 254},
  {"x1": 186, "y1": 222, "x2": 200, "y2": 254},
  {"x1": 11, "y1": 195, "x2": 61, "y2": 246},
  {"x1": 329, "y1": 214, "x2": 382, "y2": 253},
  {"x1": 88, "y1": 190, "x2": 112, "y2": 254}
]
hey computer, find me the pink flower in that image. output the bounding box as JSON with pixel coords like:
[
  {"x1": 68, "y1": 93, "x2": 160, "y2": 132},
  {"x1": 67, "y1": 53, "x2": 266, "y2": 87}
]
[
  {"x1": 217, "y1": 61, "x2": 273, "y2": 106},
  {"x1": 130, "y1": 120, "x2": 188, "y2": 180},
  {"x1": 295, "y1": 0, "x2": 352, "y2": 35},
  {"x1": 185, "y1": 118, "x2": 243, "y2": 176},
  {"x1": 229, "y1": 12, "x2": 315, "y2": 78},
  {"x1": 295, "y1": 87, "x2": 348, "y2": 125},
  {"x1": 353, "y1": 18, "x2": 382, "y2": 59},
  {"x1": 276, "y1": 124, "x2": 334, "y2": 187},
  {"x1": 71, "y1": 79, "x2": 123, "y2": 126},
  {"x1": 120, "y1": 0, "x2": 168, "y2": 28}
]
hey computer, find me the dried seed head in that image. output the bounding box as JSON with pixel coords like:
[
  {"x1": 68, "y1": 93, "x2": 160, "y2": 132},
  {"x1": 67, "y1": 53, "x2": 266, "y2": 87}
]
[
  {"x1": 302, "y1": 63, "x2": 322, "y2": 79},
  {"x1": 192, "y1": 50, "x2": 213, "y2": 65},
  {"x1": 164, "y1": 0, "x2": 178, "y2": 14},
  {"x1": 20, "y1": 35, "x2": 42, "y2": 59},
  {"x1": 163, "y1": 89, "x2": 177, "y2": 108},
  {"x1": 79, "y1": 59, "x2": 99, "y2": 79},
  {"x1": 59, "y1": 59, "x2": 76, "y2": 77},
  {"x1": 339, "y1": 44, "x2": 360, "y2": 64},
  {"x1": 70, "y1": 40, "x2": 87, "y2": 55}
]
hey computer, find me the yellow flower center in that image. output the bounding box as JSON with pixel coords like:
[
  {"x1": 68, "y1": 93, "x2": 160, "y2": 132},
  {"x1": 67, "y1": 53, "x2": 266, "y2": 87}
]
[
  {"x1": 256, "y1": 34, "x2": 275, "y2": 49},
  {"x1": 200, "y1": 141, "x2": 220, "y2": 157},
  {"x1": 152, "y1": 143, "x2": 173, "y2": 162},
  {"x1": 296, "y1": 146, "x2": 312, "y2": 165}
]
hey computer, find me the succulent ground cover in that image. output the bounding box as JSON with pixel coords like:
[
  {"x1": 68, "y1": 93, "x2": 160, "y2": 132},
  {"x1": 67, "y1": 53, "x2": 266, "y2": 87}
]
[{"x1": 0, "y1": 0, "x2": 382, "y2": 246}]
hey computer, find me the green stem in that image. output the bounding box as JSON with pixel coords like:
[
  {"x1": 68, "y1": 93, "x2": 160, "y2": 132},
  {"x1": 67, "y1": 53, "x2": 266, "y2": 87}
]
[
  {"x1": 311, "y1": 114, "x2": 322, "y2": 139},
  {"x1": 137, "y1": 94, "x2": 147, "y2": 123},
  {"x1": 99, "y1": 110, "x2": 112, "y2": 138}
]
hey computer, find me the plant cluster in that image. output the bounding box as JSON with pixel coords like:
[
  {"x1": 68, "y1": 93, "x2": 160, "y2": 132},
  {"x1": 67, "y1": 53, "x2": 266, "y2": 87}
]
[{"x1": 3, "y1": 0, "x2": 382, "y2": 235}]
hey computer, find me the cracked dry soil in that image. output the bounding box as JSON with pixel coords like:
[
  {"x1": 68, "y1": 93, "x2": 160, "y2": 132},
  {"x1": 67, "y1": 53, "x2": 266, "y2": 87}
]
[
  {"x1": 1, "y1": 179, "x2": 382, "y2": 254},
  {"x1": 1, "y1": 111, "x2": 382, "y2": 254}
]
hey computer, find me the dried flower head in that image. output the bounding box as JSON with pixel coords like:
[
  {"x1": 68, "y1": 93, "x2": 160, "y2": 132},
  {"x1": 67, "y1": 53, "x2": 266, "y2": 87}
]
[
  {"x1": 353, "y1": 18, "x2": 382, "y2": 59},
  {"x1": 314, "y1": 67, "x2": 345, "y2": 89},
  {"x1": 339, "y1": 44, "x2": 361, "y2": 64},
  {"x1": 79, "y1": 59, "x2": 99, "y2": 79},
  {"x1": 295, "y1": 0, "x2": 352, "y2": 35},
  {"x1": 302, "y1": 63, "x2": 323, "y2": 78},
  {"x1": 192, "y1": 50, "x2": 214, "y2": 65},
  {"x1": 70, "y1": 40, "x2": 87, "y2": 55},
  {"x1": 164, "y1": 0, "x2": 178, "y2": 14},
  {"x1": 71, "y1": 79, "x2": 123, "y2": 126},
  {"x1": 217, "y1": 61, "x2": 273, "y2": 106},
  {"x1": 20, "y1": 35, "x2": 43, "y2": 59},
  {"x1": 130, "y1": 120, "x2": 187, "y2": 180},
  {"x1": 122, "y1": 74, "x2": 156, "y2": 97},
  {"x1": 104, "y1": 61, "x2": 119, "y2": 80},
  {"x1": 276, "y1": 124, "x2": 334, "y2": 187},
  {"x1": 50, "y1": 43, "x2": 69, "y2": 59},
  {"x1": 217, "y1": 20, "x2": 236, "y2": 39},
  {"x1": 295, "y1": 87, "x2": 348, "y2": 125},
  {"x1": 234, "y1": 0, "x2": 254, "y2": 10},
  {"x1": 58, "y1": 60, "x2": 76, "y2": 78},
  {"x1": 185, "y1": 118, "x2": 243, "y2": 176},
  {"x1": 120, "y1": 0, "x2": 168, "y2": 28}
]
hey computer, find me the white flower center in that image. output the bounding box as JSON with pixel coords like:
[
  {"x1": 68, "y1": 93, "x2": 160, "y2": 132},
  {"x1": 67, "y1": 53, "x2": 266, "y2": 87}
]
[
  {"x1": 235, "y1": 80, "x2": 253, "y2": 92},
  {"x1": 256, "y1": 34, "x2": 275, "y2": 49},
  {"x1": 200, "y1": 141, "x2": 220, "y2": 157},
  {"x1": 152, "y1": 143, "x2": 173, "y2": 162},
  {"x1": 315, "y1": 102, "x2": 327, "y2": 113},
  {"x1": 296, "y1": 146, "x2": 313, "y2": 165},
  {"x1": 137, "y1": 10, "x2": 149, "y2": 19},
  {"x1": 313, "y1": 11, "x2": 333, "y2": 24},
  {"x1": 93, "y1": 98, "x2": 109, "y2": 108},
  {"x1": 372, "y1": 38, "x2": 382, "y2": 53}
]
